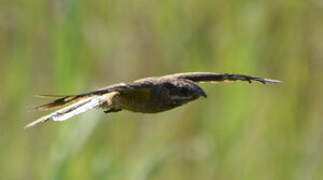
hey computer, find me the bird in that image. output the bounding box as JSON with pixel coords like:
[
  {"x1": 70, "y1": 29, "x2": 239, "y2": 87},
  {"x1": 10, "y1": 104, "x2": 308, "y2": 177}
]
[{"x1": 25, "y1": 72, "x2": 281, "y2": 129}]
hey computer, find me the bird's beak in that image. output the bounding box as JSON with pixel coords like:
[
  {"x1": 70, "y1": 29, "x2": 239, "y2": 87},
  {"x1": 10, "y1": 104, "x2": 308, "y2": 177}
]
[
  {"x1": 201, "y1": 90, "x2": 207, "y2": 98},
  {"x1": 198, "y1": 89, "x2": 207, "y2": 98}
]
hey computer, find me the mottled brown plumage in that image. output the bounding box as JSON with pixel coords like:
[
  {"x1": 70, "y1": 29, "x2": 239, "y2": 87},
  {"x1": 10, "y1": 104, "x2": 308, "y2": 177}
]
[{"x1": 25, "y1": 72, "x2": 280, "y2": 129}]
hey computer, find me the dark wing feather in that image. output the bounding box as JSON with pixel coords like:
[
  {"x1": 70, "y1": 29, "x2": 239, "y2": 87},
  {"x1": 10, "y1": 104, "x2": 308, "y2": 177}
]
[
  {"x1": 168, "y1": 72, "x2": 281, "y2": 84},
  {"x1": 34, "y1": 95, "x2": 81, "y2": 111},
  {"x1": 34, "y1": 80, "x2": 155, "y2": 111},
  {"x1": 34, "y1": 83, "x2": 130, "y2": 111},
  {"x1": 35, "y1": 94, "x2": 68, "y2": 98}
]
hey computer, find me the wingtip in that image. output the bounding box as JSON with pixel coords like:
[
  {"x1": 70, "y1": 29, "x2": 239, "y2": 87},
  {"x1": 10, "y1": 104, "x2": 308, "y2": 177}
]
[
  {"x1": 34, "y1": 94, "x2": 67, "y2": 98},
  {"x1": 248, "y1": 76, "x2": 282, "y2": 84},
  {"x1": 24, "y1": 123, "x2": 34, "y2": 129},
  {"x1": 24, "y1": 115, "x2": 51, "y2": 129},
  {"x1": 24, "y1": 120, "x2": 42, "y2": 129},
  {"x1": 264, "y1": 79, "x2": 282, "y2": 84},
  {"x1": 24, "y1": 121, "x2": 38, "y2": 129}
]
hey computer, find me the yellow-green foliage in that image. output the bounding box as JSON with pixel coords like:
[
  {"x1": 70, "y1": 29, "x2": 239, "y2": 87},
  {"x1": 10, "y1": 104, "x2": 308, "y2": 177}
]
[{"x1": 0, "y1": 0, "x2": 322, "y2": 179}]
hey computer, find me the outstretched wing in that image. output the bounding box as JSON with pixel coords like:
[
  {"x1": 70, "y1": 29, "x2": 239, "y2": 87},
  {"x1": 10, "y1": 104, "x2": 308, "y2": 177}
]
[
  {"x1": 25, "y1": 83, "x2": 129, "y2": 129},
  {"x1": 26, "y1": 81, "x2": 154, "y2": 129},
  {"x1": 34, "y1": 83, "x2": 128, "y2": 111},
  {"x1": 25, "y1": 93, "x2": 116, "y2": 129},
  {"x1": 168, "y1": 72, "x2": 281, "y2": 84}
]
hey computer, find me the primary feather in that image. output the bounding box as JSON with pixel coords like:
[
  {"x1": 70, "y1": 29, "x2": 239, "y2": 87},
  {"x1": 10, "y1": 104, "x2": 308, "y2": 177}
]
[{"x1": 25, "y1": 94, "x2": 109, "y2": 129}]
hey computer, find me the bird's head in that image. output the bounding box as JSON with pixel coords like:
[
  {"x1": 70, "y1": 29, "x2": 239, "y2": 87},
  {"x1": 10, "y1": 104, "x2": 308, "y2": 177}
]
[{"x1": 163, "y1": 80, "x2": 207, "y2": 105}]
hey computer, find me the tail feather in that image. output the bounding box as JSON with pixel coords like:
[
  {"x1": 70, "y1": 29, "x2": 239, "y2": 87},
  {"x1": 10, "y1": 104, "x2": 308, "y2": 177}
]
[
  {"x1": 34, "y1": 94, "x2": 69, "y2": 98},
  {"x1": 25, "y1": 94, "x2": 109, "y2": 129},
  {"x1": 33, "y1": 84, "x2": 128, "y2": 111},
  {"x1": 34, "y1": 95, "x2": 80, "y2": 111}
]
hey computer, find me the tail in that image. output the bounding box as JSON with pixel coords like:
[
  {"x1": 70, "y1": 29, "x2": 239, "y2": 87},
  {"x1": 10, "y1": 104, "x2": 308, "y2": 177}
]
[
  {"x1": 25, "y1": 94, "x2": 110, "y2": 129},
  {"x1": 33, "y1": 94, "x2": 85, "y2": 111}
]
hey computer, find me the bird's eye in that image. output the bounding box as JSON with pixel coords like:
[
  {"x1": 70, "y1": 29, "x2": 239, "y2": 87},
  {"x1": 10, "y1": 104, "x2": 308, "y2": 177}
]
[{"x1": 180, "y1": 88, "x2": 189, "y2": 95}]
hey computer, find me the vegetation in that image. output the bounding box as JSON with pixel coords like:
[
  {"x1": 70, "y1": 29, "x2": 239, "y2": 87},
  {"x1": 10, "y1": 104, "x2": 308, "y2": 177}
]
[{"x1": 1, "y1": 0, "x2": 322, "y2": 179}]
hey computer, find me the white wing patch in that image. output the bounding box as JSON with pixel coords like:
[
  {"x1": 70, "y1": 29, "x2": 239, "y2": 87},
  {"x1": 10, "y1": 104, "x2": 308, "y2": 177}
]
[
  {"x1": 52, "y1": 95, "x2": 108, "y2": 121},
  {"x1": 25, "y1": 94, "x2": 110, "y2": 129}
]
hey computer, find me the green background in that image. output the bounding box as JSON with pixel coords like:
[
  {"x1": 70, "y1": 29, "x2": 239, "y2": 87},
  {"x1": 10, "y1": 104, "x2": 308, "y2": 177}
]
[{"x1": 1, "y1": 0, "x2": 323, "y2": 179}]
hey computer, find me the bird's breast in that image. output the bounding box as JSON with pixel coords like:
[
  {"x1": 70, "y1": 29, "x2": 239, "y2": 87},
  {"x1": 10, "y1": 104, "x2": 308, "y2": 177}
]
[{"x1": 117, "y1": 87, "x2": 174, "y2": 113}]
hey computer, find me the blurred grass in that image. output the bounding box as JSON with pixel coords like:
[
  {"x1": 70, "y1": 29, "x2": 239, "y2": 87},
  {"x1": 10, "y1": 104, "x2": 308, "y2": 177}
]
[{"x1": 1, "y1": 0, "x2": 323, "y2": 179}]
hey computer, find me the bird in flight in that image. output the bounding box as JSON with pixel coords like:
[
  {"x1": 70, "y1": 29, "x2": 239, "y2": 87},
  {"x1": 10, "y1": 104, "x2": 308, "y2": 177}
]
[{"x1": 25, "y1": 72, "x2": 280, "y2": 129}]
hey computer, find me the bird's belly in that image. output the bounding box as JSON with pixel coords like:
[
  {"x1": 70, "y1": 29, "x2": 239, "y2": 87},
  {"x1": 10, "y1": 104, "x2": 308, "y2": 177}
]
[
  {"x1": 119, "y1": 97, "x2": 171, "y2": 113},
  {"x1": 117, "y1": 88, "x2": 175, "y2": 113}
]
